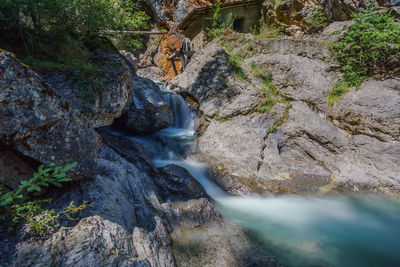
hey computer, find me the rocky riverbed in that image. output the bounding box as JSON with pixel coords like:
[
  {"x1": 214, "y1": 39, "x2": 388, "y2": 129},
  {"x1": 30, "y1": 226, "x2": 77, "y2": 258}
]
[
  {"x1": 0, "y1": 50, "x2": 278, "y2": 266},
  {"x1": 1, "y1": 1, "x2": 400, "y2": 265}
]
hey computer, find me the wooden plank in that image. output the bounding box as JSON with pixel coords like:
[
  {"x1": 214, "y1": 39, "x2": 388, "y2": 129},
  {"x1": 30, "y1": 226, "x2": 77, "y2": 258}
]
[
  {"x1": 171, "y1": 61, "x2": 179, "y2": 76},
  {"x1": 100, "y1": 30, "x2": 168, "y2": 35}
]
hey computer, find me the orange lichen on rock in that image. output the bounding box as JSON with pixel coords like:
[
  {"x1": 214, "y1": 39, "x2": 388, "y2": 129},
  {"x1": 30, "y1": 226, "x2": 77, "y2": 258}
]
[{"x1": 157, "y1": 33, "x2": 184, "y2": 81}]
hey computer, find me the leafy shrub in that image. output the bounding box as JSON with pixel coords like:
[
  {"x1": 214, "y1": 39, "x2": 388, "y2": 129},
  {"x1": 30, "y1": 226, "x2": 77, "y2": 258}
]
[
  {"x1": 13, "y1": 199, "x2": 59, "y2": 234},
  {"x1": 0, "y1": 162, "x2": 87, "y2": 233},
  {"x1": 326, "y1": 80, "x2": 349, "y2": 106},
  {"x1": 206, "y1": 3, "x2": 234, "y2": 41},
  {"x1": 306, "y1": 8, "x2": 327, "y2": 33},
  {"x1": 12, "y1": 200, "x2": 87, "y2": 234},
  {"x1": 330, "y1": 3, "x2": 400, "y2": 88}
]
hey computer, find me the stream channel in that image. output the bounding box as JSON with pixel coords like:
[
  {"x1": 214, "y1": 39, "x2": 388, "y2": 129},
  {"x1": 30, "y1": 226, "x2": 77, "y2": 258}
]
[{"x1": 110, "y1": 84, "x2": 400, "y2": 267}]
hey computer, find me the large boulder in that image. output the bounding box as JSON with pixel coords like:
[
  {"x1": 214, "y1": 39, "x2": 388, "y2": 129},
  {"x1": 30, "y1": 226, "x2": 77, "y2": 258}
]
[
  {"x1": 117, "y1": 77, "x2": 174, "y2": 135},
  {"x1": 42, "y1": 50, "x2": 134, "y2": 128},
  {"x1": 0, "y1": 51, "x2": 99, "y2": 178}
]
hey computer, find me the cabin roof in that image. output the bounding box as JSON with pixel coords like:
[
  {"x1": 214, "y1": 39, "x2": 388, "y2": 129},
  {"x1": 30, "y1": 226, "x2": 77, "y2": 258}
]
[{"x1": 178, "y1": 0, "x2": 259, "y2": 31}]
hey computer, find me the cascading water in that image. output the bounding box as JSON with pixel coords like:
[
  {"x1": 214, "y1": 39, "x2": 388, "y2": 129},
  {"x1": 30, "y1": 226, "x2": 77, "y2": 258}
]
[{"x1": 112, "y1": 83, "x2": 400, "y2": 267}]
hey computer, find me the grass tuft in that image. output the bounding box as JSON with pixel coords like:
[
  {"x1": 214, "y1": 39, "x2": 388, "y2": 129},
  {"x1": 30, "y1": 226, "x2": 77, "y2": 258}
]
[{"x1": 326, "y1": 80, "x2": 349, "y2": 106}]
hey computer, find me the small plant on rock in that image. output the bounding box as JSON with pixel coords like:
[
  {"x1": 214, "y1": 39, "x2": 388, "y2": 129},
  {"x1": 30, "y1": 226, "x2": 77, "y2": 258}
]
[
  {"x1": 326, "y1": 80, "x2": 349, "y2": 106},
  {"x1": 0, "y1": 162, "x2": 87, "y2": 234},
  {"x1": 226, "y1": 53, "x2": 247, "y2": 80},
  {"x1": 250, "y1": 61, "x2": 278, "y2": 113},
  {"x1": 306, "y1": 8, "x2": 327, "y2": 33},
  {"x1": 257, "y1": 87, "x2": 276, "y2": 113}
]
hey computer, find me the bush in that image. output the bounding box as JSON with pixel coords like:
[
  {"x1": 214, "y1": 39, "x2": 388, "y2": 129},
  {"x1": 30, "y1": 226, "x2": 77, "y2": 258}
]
[
  {"x1": 330, "y1": 3, "x2": 400, "y2": 88},
  {"x1": 306, "y1": 8, "x2": 327, "y2": 33},
  {"x1": 206, "y1": 3, "x2": 233, "y2": 41},
  {"x1": 0, "y1": 162, "x2": 87, "y2": 233}
]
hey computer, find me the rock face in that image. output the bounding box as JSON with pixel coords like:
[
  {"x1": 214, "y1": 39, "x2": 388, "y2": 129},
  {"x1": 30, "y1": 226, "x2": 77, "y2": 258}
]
[
  {"x1": 0, "y1": 51, "x2": 99, "y2": 179},
  {"x1": 118, "y1": 76, "x2": 174, "y2": 135},
  {"x1": 42, "y1": 50, "x2": 134, "y2": 128},
  {"x1": 171, "y1": 34, "x2": 400, "y2": 196},
  {"x1": 0, "y1": 144, "x2": 35, "y2": 190},
  {"x1": 323, "y1": 0, "x2": 394, "y2": 21},
  {"x1": 10, "y1": 131, "x2": 277, "y2": 266}
]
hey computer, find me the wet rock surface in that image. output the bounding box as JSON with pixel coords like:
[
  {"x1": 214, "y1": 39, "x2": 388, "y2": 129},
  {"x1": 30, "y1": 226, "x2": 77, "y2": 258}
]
[
  {"x1": 117, "y1": 76, "x2": 174, "y2": 134},
  {"x1": 9, "y1": 140, "x2": 277, "y2": 266},
  {"x1": 0, "y1": 51, "x2": 100, "y2": 179},
  {"x1": 171, "y1": 36, "x2": 400, "y2": 196}
]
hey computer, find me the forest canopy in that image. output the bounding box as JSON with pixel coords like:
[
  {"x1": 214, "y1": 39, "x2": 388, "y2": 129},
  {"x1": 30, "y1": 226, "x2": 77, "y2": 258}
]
[{"x1": 0, "y1": 0, "x2": 149, "y2": 56}]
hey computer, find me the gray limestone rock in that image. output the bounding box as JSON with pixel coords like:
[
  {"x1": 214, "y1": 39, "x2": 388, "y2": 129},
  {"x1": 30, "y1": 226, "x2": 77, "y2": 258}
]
[
  {"x1": 0, "y1": 51, "x2": 99, "y2": 179},
  {"x1": 42, "y1": 50, "x2": 134, "y2": 128},
  {"x1": 172, "y1": 39, "x2": 400, "y2": 195},
  {"x1": 120, "y1": 77, "x2": 174, "y2": 134}
]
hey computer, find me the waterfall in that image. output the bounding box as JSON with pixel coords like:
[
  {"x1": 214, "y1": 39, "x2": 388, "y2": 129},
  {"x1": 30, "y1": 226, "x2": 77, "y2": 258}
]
[
  {"x1": 159, "y1": 83, "x2": 193, "y2": 129},
  {"x1": 110, "y1": 83, "x2": 400, "y2": 267}
]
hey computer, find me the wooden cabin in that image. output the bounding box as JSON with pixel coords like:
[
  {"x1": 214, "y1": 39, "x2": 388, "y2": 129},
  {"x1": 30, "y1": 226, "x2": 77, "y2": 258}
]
[{"x1": 178, "y1": 1, "x2": 261, "y2": 51}]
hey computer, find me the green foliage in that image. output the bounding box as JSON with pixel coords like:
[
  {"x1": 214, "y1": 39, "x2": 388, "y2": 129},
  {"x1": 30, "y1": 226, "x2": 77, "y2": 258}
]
[
  {"x1": 255, "y1": 25, "x2": 284, "y2": 39},
  {"x1": 61, "y1": 201, "x2": 89, "y2": 221},
  {"x1": 206, "y1": 3, "x2": 234, "y2": 41},
  {"x1": 326, "y1": 80, "x2": 349, "y2": 106},
  {"x1": 23, "y1": 39, "x2": 108, "y2": 104},
  {"x1": 250, "y1": 61, "x2": 263, "y2": 77},
  {"x1": 251, "y1": 12, "x2": 284, "y2": 39},
  {"x1": 331, "y1": 29, "x2": 342, "y2": 35},
  {"x1": 0, "y1": 0, "x2": 149, "y2": 48},
  {"x1": 306, "y1": 8, "x2": 327, "y2": 33},
  {"x1": 250, "y1": 61, "x2": 278, "y2": 113},
  {"x1": 272, "y1": 0, "x2": 281, "y2": 10},
  {"x1": 69, "y1": 62, "x2": 106, "y2": 104},
  {"x1": 0, "y1": 162, "x2": 79, "y2": 233},
  {"x1": 226, "y1": 53, "x2": 247, "y2": 80},
  {"x1": 12, "y1": 200, "x2": 87, "y2": 234},
  {"x1": 330, "y1": 3, "x2": 400, "y2": 88},
  {"x1": 0, "y1": 0, "x2": 148, "y2": 101},
  {"x1": 250, "y1": 61, "x2": 278, "y2": 95},
  {"x1": 13, "y1": 199, "x2": 59, "y2": 234},
  {"x1": 256, "y1": 87, "x2": 276, "y2": 113}
]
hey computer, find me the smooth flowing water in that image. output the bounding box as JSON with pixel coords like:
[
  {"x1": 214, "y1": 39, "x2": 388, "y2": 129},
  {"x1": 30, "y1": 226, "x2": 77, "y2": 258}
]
[{"x1": 113, "y1": 84, "x2": 400, "y2": 267}]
